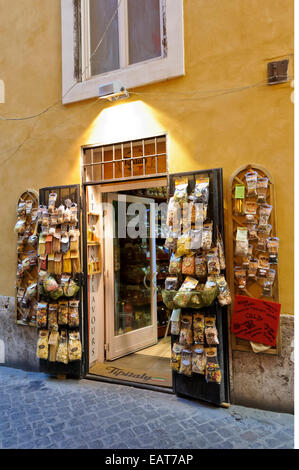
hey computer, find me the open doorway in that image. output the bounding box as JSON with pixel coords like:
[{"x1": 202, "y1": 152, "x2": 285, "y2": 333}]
[{"x1": 85, "y1": 179, "x2": 172, "y2": 388}]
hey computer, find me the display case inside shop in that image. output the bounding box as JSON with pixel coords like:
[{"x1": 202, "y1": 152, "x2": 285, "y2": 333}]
[
  {"x1": 163, "y1": 169, "x2": 230, "y2": 406},
  {"x1": 36, "y1": 185, "x2": 83, "y2": 378},
  {"x1": 15, "y1": 190, "x2": 39, "y2": 326}
]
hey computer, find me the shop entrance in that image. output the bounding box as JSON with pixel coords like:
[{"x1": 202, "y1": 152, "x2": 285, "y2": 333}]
[{"x1": 85, "y1": 178, "x2": 172, "y2": 388}]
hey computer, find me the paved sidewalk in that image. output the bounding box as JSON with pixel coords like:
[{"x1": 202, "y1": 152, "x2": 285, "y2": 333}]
[{"x1": 0, "y1": 367, "x2": 294, "y2": 450}]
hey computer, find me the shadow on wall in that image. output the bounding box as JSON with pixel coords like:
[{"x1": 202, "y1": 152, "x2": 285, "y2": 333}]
[{"x1": 0, "y1": 296, "x2": 39, "y2": 372}]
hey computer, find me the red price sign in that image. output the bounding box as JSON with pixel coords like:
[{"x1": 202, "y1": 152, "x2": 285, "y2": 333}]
[{"x1": 231, "y1": 295, "x2": 281, "y2": 346}]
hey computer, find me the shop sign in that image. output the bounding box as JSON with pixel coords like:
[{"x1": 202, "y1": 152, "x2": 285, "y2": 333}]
[{"x1": 231, "y1": 295, "x2": 281, "y2": 346}]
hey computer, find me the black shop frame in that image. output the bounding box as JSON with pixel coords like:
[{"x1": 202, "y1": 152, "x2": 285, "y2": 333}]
[
  {"x1": 168, "y1": 169, "x2": 230, "y2": 406},
  {"x1": 38, "y1": 184, "x2": 85, "y2": 378}
]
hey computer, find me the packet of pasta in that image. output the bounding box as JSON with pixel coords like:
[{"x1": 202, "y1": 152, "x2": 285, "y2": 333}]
[
  {"x1": 267, "y1": 237, "x2": 279, "y2": 264},
  {"x1": 68, "y1": 300, "x2": 80, "y2": 328},
  {"x1": 171, "y1": 343, "x2": 183, "y2": 371},
  {"x1": 48, "y1": 303, "x2": 59, "y2": 332},
  {"x1": 56, "y1": 330, "x2": 68, "y2": 364},
  {"x1": 193, "y1": 312, "x2": 205, "y2": 343},
  {"x1": 207, "y1": 248, "x2": 220, "y2": 275},
  {"x1": 182, "y1": 255, "x2": 195, "y2": 275},
  {"x1": 179, "y1": 314, "x2": 193, "y2": 346},
  {"x1": 235, "y1": 227, "x2": 248, "y2": 257},
  {"x1": 245, "y1": 170, "x2": 258, "y2": 197},
  {"x1": 262, "y1": 269, "x2": 276, "y2": 296},
  {"x1": 170, "y1": 308, "x2": 181, "y2": 335},
  {"x1": 234, "y1": 266, "x2": 246, "y2": 289},
  {"x1": 192, "y1": 345, "x2": 206, "y2": 375},
  {"x1": 205, "y1": 347, "x2": 222, "y2": 384},
  {"x1": 201, "y1": 221, "x2": 213, "y2": 251},
  {"x1": 193, "y1": 177, "x2": 209, "y2": 204},
  {"x1": 173, "y1": 177, "x2": 188, "y2": 205},
  {"x1": 37, "y1": 302, "x2": 48, "y2": 329},
  {"x1": 36, "y1": 330, "x2": 49, "y2": 360},
  {"x1": 68, "y1": 331, "x2": 82, "y2": 361},
  {"x1": 205, "y1": 314, "x2": 219, "y2": 345},
  {"x1": 216, "y1": 275, "x2": 232, "y2": 306},
  {"x1": 179, "y1": 348, "x2": 192, "y2": 376},
  {"x1": 58, "y1": 300, "x2": 69, "y2": 325},
  {"x1": 175, "y1": 231, "x2": 192, "y2": 257},
  {"x1": 256, "y1": 177, "x2": 269, "y2": 204},
  {"x1": 217, "y1": 227, "x2": 226, "y2": 270},
  {"x1": 169, "y1": 254, "x2": 182, "y2": 275},
  {"x1": 195, "y1": 256, "x2": 207, "y2": 278}
]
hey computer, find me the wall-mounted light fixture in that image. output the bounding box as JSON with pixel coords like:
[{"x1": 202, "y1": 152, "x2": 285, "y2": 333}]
[{"x1": 99, "y1": 80, "x2": 130, "y2": 102}]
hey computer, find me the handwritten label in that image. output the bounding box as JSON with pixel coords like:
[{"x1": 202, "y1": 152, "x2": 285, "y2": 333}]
[{"x1": 231, "y1": 295, "x2": 281, "y2": 346}]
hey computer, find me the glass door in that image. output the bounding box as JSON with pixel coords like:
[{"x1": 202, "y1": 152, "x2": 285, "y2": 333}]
[{"x1": 105, "y1": 193, "x2": 157, "y2": 360}]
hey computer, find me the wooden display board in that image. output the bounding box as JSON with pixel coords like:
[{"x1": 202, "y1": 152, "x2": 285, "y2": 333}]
[
  {"x1": 15, "y1": 189, "x2": 39, "y2": 326},
  {"x1": 226, "y1": 164, "x2": 281, "y2": 355}
]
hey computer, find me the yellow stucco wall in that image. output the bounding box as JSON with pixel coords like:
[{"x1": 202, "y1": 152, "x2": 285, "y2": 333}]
[{"x1": 0, "y1": 0, "x2": 293, "y2": 314}]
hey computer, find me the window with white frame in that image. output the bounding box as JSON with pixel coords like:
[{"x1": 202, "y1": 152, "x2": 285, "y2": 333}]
[{"x1": 61, "y1": 0, "x2": 184, "y2": 104}]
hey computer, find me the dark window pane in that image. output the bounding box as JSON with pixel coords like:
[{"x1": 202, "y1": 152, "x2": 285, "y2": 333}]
[
  {"x1": 89, "y1": 0, "x2": 120, "y2": 76},
  {"x1": 128, "y1": 0, "x2": 161, "y2": 65}
]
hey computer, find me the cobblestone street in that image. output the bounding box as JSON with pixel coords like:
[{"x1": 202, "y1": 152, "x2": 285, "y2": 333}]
[{"x1": 0, "y1": 367, "x2": 294, "y2": 450}]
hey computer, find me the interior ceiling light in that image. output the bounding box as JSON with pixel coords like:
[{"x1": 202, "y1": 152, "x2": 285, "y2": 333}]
[{"x1": 99, "y1": 81, "x2": 130, "y2": 102}]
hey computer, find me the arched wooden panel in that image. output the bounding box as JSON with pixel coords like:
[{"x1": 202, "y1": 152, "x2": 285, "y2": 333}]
[{"x1": 226, "y1": 164, "x2": 281, "y2": 355}]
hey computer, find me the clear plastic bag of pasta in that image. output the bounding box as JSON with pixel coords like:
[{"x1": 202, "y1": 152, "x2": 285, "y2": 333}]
[
  {"x1": 37, "y1": 302, "x2": 48, "y2": 328},
  {"x1": 195, "y1": 255, "x2": 207, "y2": 278},
  {"x1": 256, "y1": 177, "x2": 269, "y2": 204},
  {"x1": 262, "y1": 269, "x2": 276, "y2": 297},
  {"x1": 166, "y1": 197, "x2": 181, "y2": 231},
  {"x1": 267, "y1": 237, "x2": 279, "y2": 264},
  {"x1": 68, "y1": 331, "x2": 82, "y2": 361},
  {"x1": 182, "y1": 255, "x2": 195, "y2": 275},
  {"x1": 216, "y1": 275, "x2": 232, "y2": 306},
  {"x1": 193, "y1": 312, "x2": 205, "y2": 344},
  {"x1": 164, "y1": 229, "x2": 178, "y2": 252},
  {"x1": 192, "y1": 345, "x2": 206, "y2": 375},
  {"x1": 235, "y1": 227, "x2": 249, "y2": 257},
  {"x1": 205, "y1": 347, "x2": 222, "y2": 384},
  {"x1": 173, "y1": 178, "x2": 188, "y2": 205},
  {"x1": 171, "y1": 343, "x2": 183, "y2": 372},
  {"x1": 207, "y1": 248, "x2": 221, "y2": 275},
  {"x1": 170, "y1": 308, "x2": 181, "y2": 336},
  {"x1": 175, "y1": 231, "x2": 192, "y2": 258},
  {"x1": 259, "y1": 204, "x2": 272, "y2": 227},
  {"x1": 217, "y1": 227, "x2": 226, "y2": 270},
  {"x1": 202, "y1": 279, "x2": 218, "y2": 306},
  {"x1": 179, "y1": 348, "x2": 192, "y2": 377},
  {"x1": 48, "y1": 303, "x2": 59, "y2": 332},
  {"x1": 169, "y1": 254, "x2": 182, "y2": 275},
  {"x1": 193, "y1": 177, "x2": 209, "y2": 204},
  {"x1": 56, "y1": 330, "x2": 68, "y2": 364},
  {"x1": 179, "y1": 314, "x2": 193, "y2": 346},
  {"x1": 204, "y1": 314, "x2": 219, "y2": 345},
  {"x1": 68, "y1": 300, "x2": 80, "y2": 328},
  {"x1": 201, "y1": 221, "x2": 213, "y2": 251},
  {"x1": 36, "y1": 330, "x2": 49, "y2": 360},
  {"x1": 245, "y1": 170, "x2": 258, "y2": 197}
]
